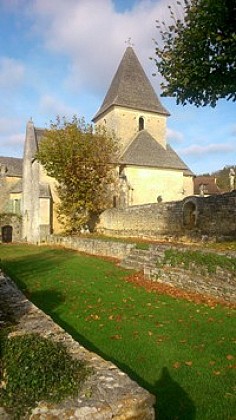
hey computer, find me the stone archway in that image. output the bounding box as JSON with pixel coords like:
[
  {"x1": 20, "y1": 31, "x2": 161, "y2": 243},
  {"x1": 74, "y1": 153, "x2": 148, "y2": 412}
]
[
  {"x1": 2, "y1": 225, "x2": 13, "y2": 243},
  {"x1": 183, "y1": 201, "x2": 197, "y2": 229}
]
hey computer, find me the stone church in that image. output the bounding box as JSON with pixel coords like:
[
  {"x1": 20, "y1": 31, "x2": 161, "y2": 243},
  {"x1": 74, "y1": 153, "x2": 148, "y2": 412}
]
[{"x1": 0, "y1": 46, "x2": 193, "y2": 243}]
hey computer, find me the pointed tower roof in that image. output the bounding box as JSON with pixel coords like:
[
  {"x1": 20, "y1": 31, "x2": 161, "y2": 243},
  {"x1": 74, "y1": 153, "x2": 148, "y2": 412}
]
[{"x1": 93, "y1": 47, "x2": 169, "y2": 121}]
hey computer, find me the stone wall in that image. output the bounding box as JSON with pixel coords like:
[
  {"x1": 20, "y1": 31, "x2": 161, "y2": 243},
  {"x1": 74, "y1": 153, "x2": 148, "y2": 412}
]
[
  {"x1": 45, "y1": 235, "x2": 136, "y2": 259},
  {"x1": 97, "y1": 201, "x2": 183, "y2": 239},
  {"x1": 147, "y1": 265, "x2": 236, "y2": 303},
  {"x1": 0, "y1": 271, "x2": 156, "y2": 419},
  {"x1": 97, "y1": 191, "x2": 236, "y2": 241},
  {"x1": 121, "y1": 246, "x2": 236, "y2": 303},
  {"x1": 191, "y1": 192, "x2": 236, "y2": 237}
]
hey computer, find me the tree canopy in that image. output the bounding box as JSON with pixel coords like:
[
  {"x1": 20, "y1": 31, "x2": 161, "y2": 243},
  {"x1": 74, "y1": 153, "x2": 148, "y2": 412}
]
[
  {"x1": 37, "y1": 116, "x2": 118, "y2": 233},
  {"x1": 153, "y1": 0, "x2": 236, "y2": 106}
]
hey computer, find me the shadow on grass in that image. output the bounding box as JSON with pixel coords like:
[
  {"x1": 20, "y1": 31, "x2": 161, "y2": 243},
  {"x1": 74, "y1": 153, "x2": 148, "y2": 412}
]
[
  {"x1": 40, "y1": 306, "x2": 196, "y2": 420},
  {"x1": 1, "y1": 247, "x2": 196, "y2": 419},
  {"x1": 154, "y1": 367, "x2": 196, "y2": 419},
  {"x1": 0, "y1": 248, "x2": 75, "y2": 280}
]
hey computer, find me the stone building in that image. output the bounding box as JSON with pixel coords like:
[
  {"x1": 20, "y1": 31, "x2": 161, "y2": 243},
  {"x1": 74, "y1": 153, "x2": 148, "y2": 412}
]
[
  {"x1": 93, "y1": 46, "x2": 194, "y2": 207},
  {"x1": 21, "y1": 120, "x2": 63, "y2": 243},
  {"x1": 0, "y1": 47, "x2": 194, "y2": 243},
  {"x1": 0, "y1": 156, "x2": 22, "y2": 213},
  {"x1": 0, "y1": 156, "x2": 23, "y2": 242}
]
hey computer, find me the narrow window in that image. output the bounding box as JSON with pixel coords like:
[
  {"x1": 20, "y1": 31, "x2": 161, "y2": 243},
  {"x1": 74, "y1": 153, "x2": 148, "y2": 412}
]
[
  {"x1": 139, "y1": 117, "x2": 144, "y2": 131},
  {"x1": 113, "y1": 196, "x2": 117, "y2": 208}
]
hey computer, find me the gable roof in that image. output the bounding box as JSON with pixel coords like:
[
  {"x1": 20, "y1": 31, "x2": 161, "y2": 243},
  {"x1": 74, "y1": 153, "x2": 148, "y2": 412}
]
[
  {"x1": 119, "y1": 130, "x2": 193, "y2": 174},
  {"x1": 93, "y1": 47, "x2": 170, "y2": 121},
  {"x1": 0, "y1": 156, "x2": 23, "y2": 177}
]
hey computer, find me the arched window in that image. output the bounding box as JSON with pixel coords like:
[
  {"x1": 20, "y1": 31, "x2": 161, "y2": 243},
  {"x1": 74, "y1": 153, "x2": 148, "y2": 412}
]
[{"x1": 139, "y1": 117, "x2": 144, "y2": 131}]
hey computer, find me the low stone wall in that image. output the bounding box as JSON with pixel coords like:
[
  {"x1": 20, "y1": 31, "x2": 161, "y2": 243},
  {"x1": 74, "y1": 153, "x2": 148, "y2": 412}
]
[
  {"x1": 121, "y1": 246, "x2": 236, "y2": 303},
  {"x1": 145, "y1": 265, "x2": 236, "y2": 303},
  {"x1": 0, "y1": 272, "x2": 155, "y2": 419},
  {"x1": 44, "y1": 236, "x2": 236, "y2": 303},
  {"x1": 97, "y1": 192, "x2": 236, "y2": 241},
  {"x1": 45, "y1": 235, "x2": 136, "y2": 259}
]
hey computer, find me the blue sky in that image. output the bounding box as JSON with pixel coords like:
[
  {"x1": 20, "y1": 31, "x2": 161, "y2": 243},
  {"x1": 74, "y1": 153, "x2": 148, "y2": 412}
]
[{"x1": 0, "y1": 0, "x2": 235, "y2": 174}]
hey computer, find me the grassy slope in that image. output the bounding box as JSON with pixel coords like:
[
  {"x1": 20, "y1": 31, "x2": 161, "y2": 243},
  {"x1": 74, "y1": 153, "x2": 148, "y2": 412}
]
[{"x1": 0, "y1": 244, "x2": 235, "y2": 420}]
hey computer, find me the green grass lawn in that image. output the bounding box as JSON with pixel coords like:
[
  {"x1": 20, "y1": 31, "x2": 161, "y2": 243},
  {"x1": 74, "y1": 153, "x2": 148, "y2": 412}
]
[{"x1": 0, "y1": 244, "x2": 235, "y2": 420}]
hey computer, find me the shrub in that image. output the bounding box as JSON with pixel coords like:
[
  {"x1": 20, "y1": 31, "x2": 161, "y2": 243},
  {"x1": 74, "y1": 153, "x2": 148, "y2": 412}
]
[{"x1": 0, "y1": 332, "x2": 90, "y2": 418}]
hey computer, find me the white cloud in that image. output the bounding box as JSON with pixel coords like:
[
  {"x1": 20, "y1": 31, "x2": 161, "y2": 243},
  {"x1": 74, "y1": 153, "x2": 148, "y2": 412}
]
[
  {"x1": 167, "y1": 127, "x2": 184, "y2": 143},
  {"x1": 30, "y1": 0, "x2": 172, "y2": 95},
  {"x1": 39, "y1": 94, "x2": 77, "y2": 119},
  {"x1": 0, "y1": 57, "x2": 25, "y2": 90},
  {"x1": 181, "y1": 143, "x2": 236, "y2": 157}
]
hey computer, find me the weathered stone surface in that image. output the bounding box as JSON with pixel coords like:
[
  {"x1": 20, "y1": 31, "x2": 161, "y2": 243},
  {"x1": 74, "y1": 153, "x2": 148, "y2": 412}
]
[
  {"x1": 46, "y1": 235, "x2": 135, "y2": 260},
  {"x1": 121, "y1": 245, "x2": 236, "y2": 303},
  {"x1": 97, "y1": 191, "x2": 236, "y2": 241},
  {"x1": 0, "y1": 272, "x2": 156, "y2": 419},
  {"x1": 44, "y1": 235, "x2": 236, "y2": 303}
]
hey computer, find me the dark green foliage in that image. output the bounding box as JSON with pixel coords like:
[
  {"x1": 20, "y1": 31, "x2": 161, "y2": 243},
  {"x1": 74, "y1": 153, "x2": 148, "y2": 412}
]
[
  {"x1": 153, "y1": 0, "x2": 236, "y2": 106},
  {"x1": 0, "y1": 333, "x2": 89, "y2": 418},
  {"x1": 159, "y1": 248, "x2": 236, "y2": 274}
]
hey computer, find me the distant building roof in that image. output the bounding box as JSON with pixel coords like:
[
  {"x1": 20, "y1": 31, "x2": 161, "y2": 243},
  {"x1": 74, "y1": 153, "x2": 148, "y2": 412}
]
[
  {"x1": 119, "y1": 130, "x2": 193, "y2": 174},
  {"x1": 194, "y1": 176, "x2": 222, "y2": 195},
  {"x1": 0, "y1": 156, "x2": 23, "y2": 177},
  {"x1": 93, "y1": 46, "x2": 170, "y2": 121}
]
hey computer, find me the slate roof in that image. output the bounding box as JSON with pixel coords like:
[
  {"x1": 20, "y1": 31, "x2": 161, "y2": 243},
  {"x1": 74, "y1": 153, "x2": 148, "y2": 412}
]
[
  {"x1": 93, "y1": 47, "x2": 170, "y2": 121},
  {"x1": 119, "y1": 130, "x2": 193, "y2": 175},
  {"x1": 0, "y1": 156, "x2": 23, "y2": 177}
]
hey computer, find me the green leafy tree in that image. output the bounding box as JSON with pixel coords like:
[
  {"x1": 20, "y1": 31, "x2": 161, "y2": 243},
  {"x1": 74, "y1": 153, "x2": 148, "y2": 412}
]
[
  {"x1": 153, "y1": 0, "x2": 236, "y2": 106},
  {"x1": 37, "y1": 116, "x2": 118, "y2": 233}
]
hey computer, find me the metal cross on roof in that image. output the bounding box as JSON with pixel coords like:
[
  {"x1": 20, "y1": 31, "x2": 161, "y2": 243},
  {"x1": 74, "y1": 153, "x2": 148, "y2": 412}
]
[{"x1": 125, "y1": 37, "x2": 135, "y2": 47}]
